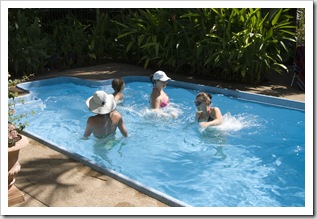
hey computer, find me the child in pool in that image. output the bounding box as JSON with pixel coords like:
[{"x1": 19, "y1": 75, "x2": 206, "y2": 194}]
[
  {"x1": 195, "y1": 92, "x2": 223, "y2": 128},
  {"x1": 112, "y1": 78, "x2": 125, "y2": 103}
]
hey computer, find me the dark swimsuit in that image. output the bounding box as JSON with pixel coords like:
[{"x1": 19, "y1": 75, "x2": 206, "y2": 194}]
[
  {"x1": 207, "y1": 115, "x2": 214, "y2": 122},
  {"x1": 198, "y1": 115, "x2": 214, "y2": 122}
]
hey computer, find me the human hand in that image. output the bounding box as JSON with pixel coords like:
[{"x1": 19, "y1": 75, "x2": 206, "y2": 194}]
[
  {"x1": 196, "y1": 111, "x2": 203, "y2": 117},
  {"x1": 199, "y1": 122, "x2": 210, "y2": 129},
  {"x1": 81, "y1": 136, "x2": 89, "y2": 140}
]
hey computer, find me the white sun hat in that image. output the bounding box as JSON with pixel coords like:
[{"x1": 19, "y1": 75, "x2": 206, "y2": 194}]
[
  {"x1": 86, "y1": 91, "x2": 116, "y2": 114},
  {"x1": 153, "y1": 70, "x2": 171, "y2": 82}
]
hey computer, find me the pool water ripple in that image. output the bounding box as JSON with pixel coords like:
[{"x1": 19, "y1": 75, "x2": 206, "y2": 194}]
[{"x1": 14, "y1": 77, "x2": 305, "y2": 207}]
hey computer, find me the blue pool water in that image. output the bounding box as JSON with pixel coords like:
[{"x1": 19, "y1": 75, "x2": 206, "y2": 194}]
[{"x1": 15, "y1": 77, "x2": 305, "y2": 207}]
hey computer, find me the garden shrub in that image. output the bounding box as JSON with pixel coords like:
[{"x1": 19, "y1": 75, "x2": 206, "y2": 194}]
[
  {"x1": 8, "y1": 8, "x2": 298, "y2": 84},
  {"x1": 114, "y1": 8, "x2": 296, "y2": 84}
]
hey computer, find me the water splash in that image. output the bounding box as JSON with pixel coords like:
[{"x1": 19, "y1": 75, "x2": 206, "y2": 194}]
[
  {"x1": 121, "y1": 103, "x2": 183, "y2": 120},
  {"x1": 214, "y1": 112, "x2": 260, "y2": 132}
]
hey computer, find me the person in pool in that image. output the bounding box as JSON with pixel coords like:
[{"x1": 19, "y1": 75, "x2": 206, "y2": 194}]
[
  {"x1": 195, "y1": 92, "x2": 223, "y2": 128},
  {"x1": 83, "y1": 90, "x2": 128, "y2": 139},
  {"x1": 150, "y1": 70, "x2": 171, "y2": 109},
  {"x1": 112, "y1": 78, "x2": 125, "y2": 103}
]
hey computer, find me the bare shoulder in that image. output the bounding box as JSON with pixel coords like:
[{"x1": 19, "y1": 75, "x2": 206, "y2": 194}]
[
  {"x1": 213, "y1": 106, "x2": 221, "y2": 112},
  {"x1": 114, "y1": 92, "x2": 124, "y2": 101},
  {"x1": 151, "y1": 88, "x2": 160, "y2": 98},
  {"x1": 87, "y1": 115, "x2": 97, "y2": 123},
  {"x1": 213, "y1": 107, "x2": 222, "y2": 116},
  {"x1": 111, "y1": 110, "x2": 122, "y2": 119}
]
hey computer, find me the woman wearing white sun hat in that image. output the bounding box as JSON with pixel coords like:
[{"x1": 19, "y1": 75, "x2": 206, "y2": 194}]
[
  {"x1": 149, "y1": 70, "x2": 172, "y2": 109},
  {"x1": 83, "y1": 90, "x2": 128, "y2": 139}
]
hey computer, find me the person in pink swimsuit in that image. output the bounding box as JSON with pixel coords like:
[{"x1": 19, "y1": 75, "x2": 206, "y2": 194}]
[{"x1": 150, "y1": 70, "x2": 171, "y2": 109}]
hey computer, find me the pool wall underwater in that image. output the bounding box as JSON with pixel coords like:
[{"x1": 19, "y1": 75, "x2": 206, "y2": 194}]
[{"x1": 16, "y1": 76, "x2": 305, "y2": 207}]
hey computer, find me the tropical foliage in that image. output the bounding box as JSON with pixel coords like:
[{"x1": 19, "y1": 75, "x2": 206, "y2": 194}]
[
  {"x1": 114, "y1": 8, "x2": 296, "y2": 83},
  {"x1": 8, "y1": 8, "x2": 298, "y2": 84},
  {"x1": 8, "y1": 10, "x2": 49, "y2": 77}
]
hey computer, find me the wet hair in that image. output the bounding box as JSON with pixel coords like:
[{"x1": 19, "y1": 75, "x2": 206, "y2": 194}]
[
  {"x1": 112, "y1": 78, "x2": 124, "y2": 93},
  {"x1": 196, "y1": 92, "x2": 212, "y2": 105}
]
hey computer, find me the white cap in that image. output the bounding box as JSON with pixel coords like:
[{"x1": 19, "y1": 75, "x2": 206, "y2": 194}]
[
  {"x1": 86, "y1": 91, "x2": 116, "y2": 114},
  {"x1": 153, "y1": 70, "x2": 171, "y2": 82}
]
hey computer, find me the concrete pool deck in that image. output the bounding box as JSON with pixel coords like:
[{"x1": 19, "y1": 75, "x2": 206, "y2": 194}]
[{"x1": 12, "y1": 62, "x2": 305, "y2": 208}]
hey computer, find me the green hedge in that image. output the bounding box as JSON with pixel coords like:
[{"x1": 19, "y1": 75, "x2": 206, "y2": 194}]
[
  {"x1": 8, "y1": 8, "x2": 297, "y2": 84},
  {"x1": 113, "y1": 8, "x2": 296, "y2": 83}
]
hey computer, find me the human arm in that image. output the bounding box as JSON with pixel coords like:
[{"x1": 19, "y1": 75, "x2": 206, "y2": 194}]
[
  {"x1": 82, "y1": 118, "x2": 93, "y2": 139},
  {"x1": 199, "y1": 107, "x2": 223, "y2": 128},
  {"x1": 117, "y1": 116, "x2": 128, "y2": 137},
  {"x1": 114, "y1": 92, "x2": 124, "y2": 103},
  {"x1": 118, "y1": 118, "x2": 128, "y2": 137},
  {"x1": 150, "y1": 89, "x2": 161, "y2": 109},
  {"x1": 112, "y1": 111, "x2": 128, "y2": 137}
]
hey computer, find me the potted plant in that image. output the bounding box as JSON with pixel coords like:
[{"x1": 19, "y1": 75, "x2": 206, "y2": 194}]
[
  {"x1": 8, "y1": 73, "x2": 34, "y2": 206},
  {"x1": 8, "y1": 122, "x2": 26, "y2": 187}
]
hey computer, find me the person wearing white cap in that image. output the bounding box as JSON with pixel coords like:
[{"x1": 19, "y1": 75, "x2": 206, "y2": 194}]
[
  {"x1": 83, "y1": 90, "x2": 128, "y2": 139},
  {"x1": 149, "y1": 70, "x2": 171, "y2": 109}
]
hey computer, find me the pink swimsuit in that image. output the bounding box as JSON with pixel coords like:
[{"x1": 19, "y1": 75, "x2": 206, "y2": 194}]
[
  {"x1": 151, "y1": 87, "x2": 170, "y2": 108},
  {"x1": 160, "y1": 96, "x2": 170, "y2": 108}
]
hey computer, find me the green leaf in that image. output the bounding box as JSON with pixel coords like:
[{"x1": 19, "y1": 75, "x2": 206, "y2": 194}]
[
  {"x1": 117, "y1": 31, "x2": 138, "y2": 39},
  {"x1": 273, "y1": 63, "x2": 288, "y2": 71},
  {"x1": 140, "y1": 42, "x2": 157, "y2": 49},
  {"x1": 279, "y1": 29, "x2": 296, "y2": 35},
  {"x1": 144, "y1": 58, "x2": 150, "y2": 68},
  {"x1": 205, "y1": 34, "x2": 223, "y2": 41},
  {"x1": 112, "y1": 20, "x2": 129, "y2": 29},
  {"x1": 126, "y1": 41, "x2": 134, "y2": 53},
  {"x1": 88, "y1": 53, "x2": 96, "y2": 60},
  {"x1": 243, "y1": 42, "x2": 252, "y2": 49},
  {"x1": 204, "y1": 56, "x2": 214, "y2": 66},
  {"x1": 282, "y1": 37, "x2": 296, "y2": 43},
  {"x1": 155, "y1": 43, "x2": 159, "y2": 57},
  {"x1": 272, "y1": 9, "x2": 282, "y2": 26},
  {"x1": 276, "y1": 54, "x2": 283, "y2": 61},
  {"x1": 279, "y1": 41, "x2": 287, "y2": 52},
  {"x1": 138, "y1": 35, "x2": 145, "y2": 46},
  {"x1": 211, "y1": 9, "x2": 221, "y2": 17},
  {"x1": 265, "y1": 28, "x2": 273, "y2": 40},
  {"x1": 259, "y1": 12, "x2": 269, "y2": 27}
]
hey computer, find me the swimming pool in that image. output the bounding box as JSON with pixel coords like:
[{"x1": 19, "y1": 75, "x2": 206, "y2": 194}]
[{"x1": 14, "y1": 76, "x2": 305, "y2": 207}]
